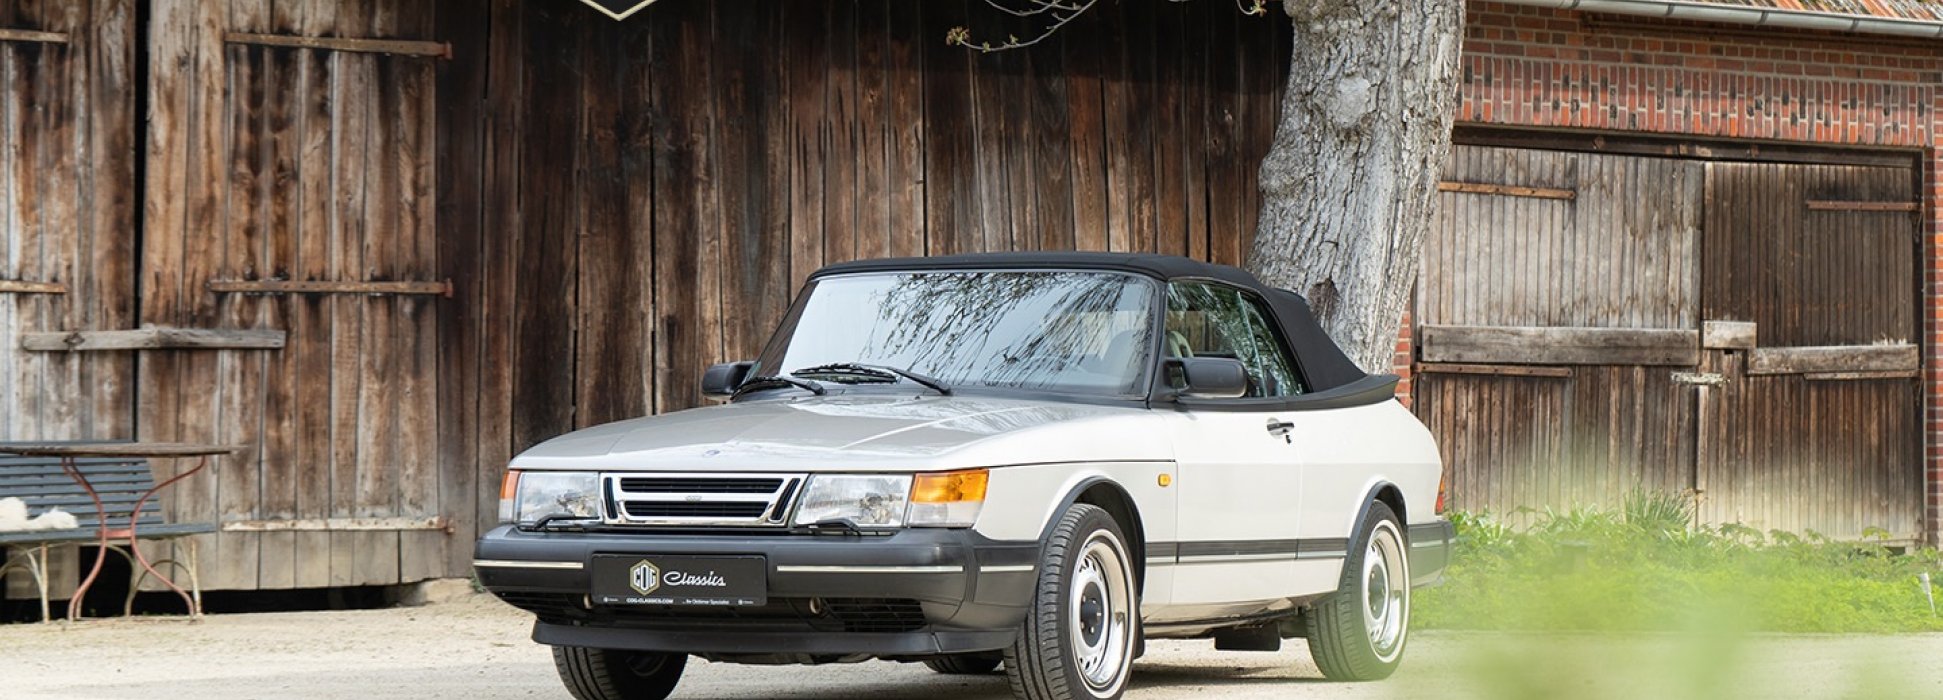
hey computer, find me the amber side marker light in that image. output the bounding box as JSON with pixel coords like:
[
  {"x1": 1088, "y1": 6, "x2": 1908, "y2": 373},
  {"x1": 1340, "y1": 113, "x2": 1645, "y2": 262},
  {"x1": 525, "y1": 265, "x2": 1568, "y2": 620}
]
[
  {"x1": 911, "y1": 469, "x2": 989, "y2": 503},
  {"x1": 497, "y1": 470, "x2": 522, "y2": 523}
]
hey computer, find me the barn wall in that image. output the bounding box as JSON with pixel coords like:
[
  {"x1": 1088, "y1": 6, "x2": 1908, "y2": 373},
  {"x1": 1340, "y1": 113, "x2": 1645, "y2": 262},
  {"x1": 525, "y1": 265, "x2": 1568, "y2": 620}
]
[
  {"x1": 433, "y1": 0, "x2": 1293, "y2": 571},
  {"x1": 1451, "y1": 2, "x2": 1943, "y2": 540}
]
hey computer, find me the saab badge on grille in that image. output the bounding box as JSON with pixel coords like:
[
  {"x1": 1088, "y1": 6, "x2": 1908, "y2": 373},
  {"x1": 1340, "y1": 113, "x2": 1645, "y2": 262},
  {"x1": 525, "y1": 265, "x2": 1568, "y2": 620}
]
[{"x1": 629, "y1": 559, "x2": 661, "y2": 596}]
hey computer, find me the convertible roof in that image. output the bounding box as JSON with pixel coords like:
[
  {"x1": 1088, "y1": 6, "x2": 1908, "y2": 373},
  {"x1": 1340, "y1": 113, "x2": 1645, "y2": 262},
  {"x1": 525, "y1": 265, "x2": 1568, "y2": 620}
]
[{"x1": 812, "y1": 252, "x2": 1371, "y2": 391}]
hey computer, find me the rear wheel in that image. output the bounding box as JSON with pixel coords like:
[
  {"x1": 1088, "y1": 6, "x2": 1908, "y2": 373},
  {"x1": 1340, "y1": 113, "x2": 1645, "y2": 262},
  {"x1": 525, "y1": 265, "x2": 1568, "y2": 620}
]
[
  {"x1": 1003, "y1": 503, "x2": 1139, "y2": 700},
  {"x1": 1304, "y1": 501, "x2": 1410, "y2": 681},
  {"x1": 924, "y1": 652, "x2": 1003, "y2": 675},
  {"x1": 552, "y1": 646, "x2": 688, "y2": 700}
]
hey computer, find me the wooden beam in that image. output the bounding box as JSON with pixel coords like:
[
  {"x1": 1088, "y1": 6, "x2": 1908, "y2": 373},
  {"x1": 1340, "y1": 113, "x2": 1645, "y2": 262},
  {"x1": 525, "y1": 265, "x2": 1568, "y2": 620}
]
[
  {"x1": 1701, "y1": 320, "x2": 1757, "y2": 350},
  {"x1": 1436, "y1": 180, "x2": 1576, "y2": 201},
  {"x1": 221, "y1": 516, "x2": 451, "y2": 533},
  {"x1": 207, "y1": 279, "x2": 454, "y2": 297},
  {"x1": 22, "y1": 328, "x2": 288, "y2": 352},
  {"x1": 1804, "y1": 369, "x2": 1920, "y2": 381},
  {"x1": 0, "y1": 280, "x2": 66, "y2": 294},
  {"x1": 223, "y1": 32, "x2": 449, "y2": 58},
  {"x1": 1805, "y1": 200, "x2": 1920, "y2": 212},
  {"x1": 0, "y1": 28, "x2": 67, "y2": 44},
  {"x1": 1419, "y1": 325, "x2": 1699, "y2": 366},
  {"x1": 1747, "y1": 345, "x2": 1919, "y2": 375},
  {"x1": 1418, "y1": 362, "x2": 1573, "y2": 378}
]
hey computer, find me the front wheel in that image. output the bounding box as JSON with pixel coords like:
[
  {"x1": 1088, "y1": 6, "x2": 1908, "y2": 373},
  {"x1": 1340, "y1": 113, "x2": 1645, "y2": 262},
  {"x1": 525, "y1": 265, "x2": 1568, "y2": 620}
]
[
  {"x1": 552, "y1": 646, "x2": 688, "y2": 700},
  {"x1": 1004, "y1": 503, "x2": 1139, "y2": 700},
  {"x1": 1304, "y1": 501, "x2": 1410, "y2": 681}
]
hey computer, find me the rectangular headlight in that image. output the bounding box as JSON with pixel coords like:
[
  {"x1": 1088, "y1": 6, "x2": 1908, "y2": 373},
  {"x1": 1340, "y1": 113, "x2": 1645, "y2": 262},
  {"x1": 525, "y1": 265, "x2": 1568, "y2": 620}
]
[
  {"x1": 509, "y1": 471, "x2": 602, "y2": 525},
  {"x1": 907, "y1": 469, "x2": 988, "y2": 528},
  {"x1": 793, "y1": 474, "x2": 912, "y2": 528}
]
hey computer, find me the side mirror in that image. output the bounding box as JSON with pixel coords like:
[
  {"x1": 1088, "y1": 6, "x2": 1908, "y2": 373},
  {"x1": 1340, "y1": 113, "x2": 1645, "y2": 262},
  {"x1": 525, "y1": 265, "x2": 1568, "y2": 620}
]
[
  {"x1": 701, "y1": 361, "x2": 755, "y2": 398},
  {"x1": 1172, "y1": 357, "x2": 1248, "y2": 400}
]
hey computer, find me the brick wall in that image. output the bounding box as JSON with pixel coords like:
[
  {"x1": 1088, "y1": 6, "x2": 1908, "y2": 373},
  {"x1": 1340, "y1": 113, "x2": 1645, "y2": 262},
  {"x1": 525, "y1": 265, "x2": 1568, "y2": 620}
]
[{"x1": 1453, "y1": 2, "x2": 1943, "y2": 542}]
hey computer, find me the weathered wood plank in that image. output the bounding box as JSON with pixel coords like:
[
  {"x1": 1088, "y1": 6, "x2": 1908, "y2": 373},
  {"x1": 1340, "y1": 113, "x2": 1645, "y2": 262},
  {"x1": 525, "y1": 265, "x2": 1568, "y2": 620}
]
[
  {"x1": 223, "y1": 32, "x2": 446, "y2": 58},
  {"x1": 207, "y1": 279, "x2": 451, "y2": 296},
  {"x1": 433, "y1": 0, "x2": 489, "y2": 580},
  {"x1": 1437, "y1": 180, "x2": 1577, "y2": 200},
  {"x1": 22, "y1": 328, "x2": 286, "y2": 351},
  {"x1": 1701, "y1": 320, "x2": 1757, "y2": 349},
  {"x1": 0, "y1": 279, "x2": 62, "y2": 294},
  {"x1": 1746, "y1": 344, "x2": 1920, "y2": 376},
  {"x1": 1804, "y1": 199, "x2": 1919, "y2": 212},
  {"x1": 1418, "y1": 324, "x2": 1700, "y2": 366},
  {"x1": 291, "y1": 0, "x2": 339, "y2": 590},
  {"x1": 1803, "y1": 369, "x2": 1920, "y2": 381},
  {"x1": 222, "y1": 516, "x2": 448, "y2": 532},
  {"x1": 1418, "y1": 362, "x2": 1574, "y2": 378},
  {"x1": 0, "y1": 28, "x2": 65, "y2": 44}
]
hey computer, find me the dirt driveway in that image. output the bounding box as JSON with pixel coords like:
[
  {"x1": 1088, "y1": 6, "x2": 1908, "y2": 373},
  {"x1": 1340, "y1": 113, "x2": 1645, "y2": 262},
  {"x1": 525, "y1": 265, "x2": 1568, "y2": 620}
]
[{"x1": 4, "y1": 593, "x2": 1940, "y2": 700}]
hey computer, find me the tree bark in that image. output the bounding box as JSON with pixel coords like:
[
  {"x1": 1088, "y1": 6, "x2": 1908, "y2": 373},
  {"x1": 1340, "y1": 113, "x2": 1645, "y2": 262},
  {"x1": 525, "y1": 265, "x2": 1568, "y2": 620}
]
[{"x1": 1247, "y1": 0, "x2": 1463, "y2": 373}]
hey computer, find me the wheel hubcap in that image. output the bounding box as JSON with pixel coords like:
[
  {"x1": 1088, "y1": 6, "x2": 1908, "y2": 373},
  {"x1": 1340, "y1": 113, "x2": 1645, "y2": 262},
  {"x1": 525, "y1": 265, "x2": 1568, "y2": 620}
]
[
  {"x1": 1068, "y1": 531, "x2": 1133, "y2": 694},
  {"x1": 1359, "y1": 523, "x2": 1408, "y2": 661}
]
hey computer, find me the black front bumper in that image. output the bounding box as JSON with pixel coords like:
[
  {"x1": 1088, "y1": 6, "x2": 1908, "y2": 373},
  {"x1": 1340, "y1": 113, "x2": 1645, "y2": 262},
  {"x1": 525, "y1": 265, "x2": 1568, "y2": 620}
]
[{"x1": 474, "y1": 525, "x2": 1040, "y2": 656}]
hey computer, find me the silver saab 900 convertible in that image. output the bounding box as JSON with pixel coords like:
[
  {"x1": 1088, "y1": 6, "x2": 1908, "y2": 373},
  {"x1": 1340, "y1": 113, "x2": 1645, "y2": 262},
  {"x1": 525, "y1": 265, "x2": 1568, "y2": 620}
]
[{"x1": 475, "y1": 252, "x2": 1453, "y2": 700}]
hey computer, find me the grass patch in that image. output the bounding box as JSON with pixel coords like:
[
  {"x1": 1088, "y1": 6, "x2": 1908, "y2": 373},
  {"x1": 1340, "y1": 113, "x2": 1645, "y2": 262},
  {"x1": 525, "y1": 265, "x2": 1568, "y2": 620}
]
[{"x1": 1416, "y1": 492, "x2": 1943, "y2": 633}]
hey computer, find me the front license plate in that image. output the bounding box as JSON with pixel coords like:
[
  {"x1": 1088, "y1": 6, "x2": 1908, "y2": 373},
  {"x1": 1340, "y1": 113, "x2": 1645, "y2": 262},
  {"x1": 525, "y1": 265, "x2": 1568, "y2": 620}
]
[{"x1": 590, "y1": 554, "x2": 767, "y2": 606}]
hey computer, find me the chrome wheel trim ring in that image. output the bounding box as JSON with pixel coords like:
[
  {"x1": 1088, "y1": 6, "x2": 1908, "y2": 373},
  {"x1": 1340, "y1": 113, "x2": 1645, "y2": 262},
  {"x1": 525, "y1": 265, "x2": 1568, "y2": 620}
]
[
  {"x1": 1360, "y1": 520, "x2": 1409, "y2": 663},
  {"x1": 1068, "y1": 529, "x2": 1135, "y2": 696}
]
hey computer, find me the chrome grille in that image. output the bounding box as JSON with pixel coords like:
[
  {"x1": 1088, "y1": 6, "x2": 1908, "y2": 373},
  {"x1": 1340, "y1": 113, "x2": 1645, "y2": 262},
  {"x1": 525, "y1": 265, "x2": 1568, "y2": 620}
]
[{"x1": 604, "y1": 472, "x2": 804, "y2": 527}]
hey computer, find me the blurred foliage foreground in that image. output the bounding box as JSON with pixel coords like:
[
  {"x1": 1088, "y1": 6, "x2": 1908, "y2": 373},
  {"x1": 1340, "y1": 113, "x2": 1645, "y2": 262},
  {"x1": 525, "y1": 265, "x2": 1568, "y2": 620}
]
[{"x1": 1414, "y1": 491, "x2": 1943, "y2": 634}]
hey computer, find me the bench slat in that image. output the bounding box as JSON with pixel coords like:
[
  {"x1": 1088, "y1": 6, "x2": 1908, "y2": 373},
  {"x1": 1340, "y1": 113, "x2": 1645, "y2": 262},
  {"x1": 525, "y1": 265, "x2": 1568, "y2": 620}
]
[{"x1": 0, "y1": 522, "x2": 214, "y2": 545}]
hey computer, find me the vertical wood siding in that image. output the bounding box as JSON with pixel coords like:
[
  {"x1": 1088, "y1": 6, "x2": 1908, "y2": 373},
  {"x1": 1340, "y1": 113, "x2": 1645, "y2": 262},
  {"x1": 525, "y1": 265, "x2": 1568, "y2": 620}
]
[
  {"x1": 1417, "y1": 146, "x2": 1704, "y2": 516},
  {"x1": 142, "y1": 0, "x2": 440, "y2": 590},
  {"x1": 1698, "y1": 162, "x2": 1922, "y2": 539}
]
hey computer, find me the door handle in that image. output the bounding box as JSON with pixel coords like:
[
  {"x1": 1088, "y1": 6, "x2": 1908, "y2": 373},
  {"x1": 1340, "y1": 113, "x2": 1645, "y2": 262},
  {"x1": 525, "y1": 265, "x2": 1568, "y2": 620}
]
[{"x1": 1265, "y1": 418, "x2": 1293, "y2": 443}]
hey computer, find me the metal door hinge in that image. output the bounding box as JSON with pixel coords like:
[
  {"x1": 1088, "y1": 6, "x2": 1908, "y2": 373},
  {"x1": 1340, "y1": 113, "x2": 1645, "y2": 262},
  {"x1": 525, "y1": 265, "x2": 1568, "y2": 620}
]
[{"x1": 1671, "y1": 371, "x2": 1727, "y2": 387}]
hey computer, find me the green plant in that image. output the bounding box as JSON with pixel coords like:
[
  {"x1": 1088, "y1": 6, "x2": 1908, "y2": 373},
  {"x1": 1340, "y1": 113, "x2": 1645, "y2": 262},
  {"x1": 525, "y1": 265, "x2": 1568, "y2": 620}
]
[{"x1": 1415, "y1": 498, "x2": 1943, "y2": 634}]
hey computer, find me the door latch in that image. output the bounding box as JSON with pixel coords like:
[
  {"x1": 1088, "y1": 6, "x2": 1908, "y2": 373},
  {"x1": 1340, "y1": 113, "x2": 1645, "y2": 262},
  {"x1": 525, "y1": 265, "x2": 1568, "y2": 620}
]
[{"x1": 1671, "y1": 371, "x2": 1727, "y2": 387}]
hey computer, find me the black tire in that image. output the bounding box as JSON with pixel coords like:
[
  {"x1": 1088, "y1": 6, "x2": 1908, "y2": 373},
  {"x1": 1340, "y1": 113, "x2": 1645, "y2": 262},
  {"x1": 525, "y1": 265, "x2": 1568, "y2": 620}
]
[
  {"x1": 924, "y1": 652, "x2": 1003, "y2": 675},
  {"x1": 1003, "y1": 503, "x2": 1140, "y2": 700},
  {"x1": 552, "y1": 646, "x2": 688, "y2": 700},
  {"x1": 1304, "y1": 501, "x2": 1411, "y2": 681}
]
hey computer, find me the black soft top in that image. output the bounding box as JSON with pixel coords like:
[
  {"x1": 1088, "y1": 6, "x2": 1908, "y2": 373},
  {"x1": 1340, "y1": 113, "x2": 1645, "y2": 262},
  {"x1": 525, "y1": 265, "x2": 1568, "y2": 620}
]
[{"x1": 812, "y1": 252, "x2": 1370, "y2": 391}]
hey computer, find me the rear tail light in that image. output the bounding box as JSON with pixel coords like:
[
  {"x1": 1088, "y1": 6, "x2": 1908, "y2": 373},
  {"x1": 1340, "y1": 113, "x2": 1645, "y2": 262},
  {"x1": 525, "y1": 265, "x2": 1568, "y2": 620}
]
[{"x1": 1435, "y1": 473, "x2": 1448, "y2": 515}]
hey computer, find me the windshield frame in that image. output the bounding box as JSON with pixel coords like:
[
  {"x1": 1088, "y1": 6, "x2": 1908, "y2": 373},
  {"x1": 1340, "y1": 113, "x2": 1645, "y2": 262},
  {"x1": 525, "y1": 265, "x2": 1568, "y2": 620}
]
[{"x1": 746, "y1": 269, "x2": 1166, "y2": 405}]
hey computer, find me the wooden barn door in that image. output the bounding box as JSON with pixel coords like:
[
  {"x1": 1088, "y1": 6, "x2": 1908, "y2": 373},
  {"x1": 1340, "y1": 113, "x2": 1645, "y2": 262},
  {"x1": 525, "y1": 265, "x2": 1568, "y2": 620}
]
[
  {"x1": 1697, "y1": 163, "x2": 1922, "y2": 540},
  {"x1": 140, "y1": 2, "x2": 444, "y2": 591},
  {"x1": 1416, "y1": 145, "x2": 1705, "y2": 517}
]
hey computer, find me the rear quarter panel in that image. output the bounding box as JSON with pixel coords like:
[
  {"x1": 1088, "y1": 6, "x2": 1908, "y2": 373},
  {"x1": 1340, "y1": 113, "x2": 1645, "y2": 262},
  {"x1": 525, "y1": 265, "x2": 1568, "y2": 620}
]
[{"x1": 1293, "y1": 400, "x2": 1442, "y2": 540}]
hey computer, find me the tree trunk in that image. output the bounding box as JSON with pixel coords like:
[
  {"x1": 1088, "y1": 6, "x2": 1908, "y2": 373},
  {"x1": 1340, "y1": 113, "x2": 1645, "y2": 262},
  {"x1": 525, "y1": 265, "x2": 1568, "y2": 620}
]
[{"x1": 1247, "y1": 0, "x2": 1463, "y2": 373}]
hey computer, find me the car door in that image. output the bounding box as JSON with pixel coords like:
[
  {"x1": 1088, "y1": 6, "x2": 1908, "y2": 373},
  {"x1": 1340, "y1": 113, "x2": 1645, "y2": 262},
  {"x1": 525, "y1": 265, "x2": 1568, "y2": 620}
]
[{"x1": 1159, "y1": 282, "x2": 1311, "y2": 608}]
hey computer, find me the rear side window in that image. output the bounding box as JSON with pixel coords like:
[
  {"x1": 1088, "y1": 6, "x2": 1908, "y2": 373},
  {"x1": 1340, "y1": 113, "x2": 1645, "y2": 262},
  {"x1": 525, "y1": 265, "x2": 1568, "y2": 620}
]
[{"x1": 1163, "y1": 282, "x2": 1306, "y2": 397}]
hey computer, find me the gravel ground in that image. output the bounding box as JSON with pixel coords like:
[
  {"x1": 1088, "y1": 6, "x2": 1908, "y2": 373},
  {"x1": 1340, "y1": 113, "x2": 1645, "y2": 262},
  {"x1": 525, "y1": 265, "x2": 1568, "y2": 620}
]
[{"x1": 4, "y1": 593, "x2": 1941, "y2": 700}]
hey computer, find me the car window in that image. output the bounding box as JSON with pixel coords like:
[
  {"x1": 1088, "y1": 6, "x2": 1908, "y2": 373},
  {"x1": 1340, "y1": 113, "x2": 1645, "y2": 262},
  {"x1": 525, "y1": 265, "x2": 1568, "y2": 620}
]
[{"x1": 1164, "y1": 282, "x2": 1306, "y2": 397}]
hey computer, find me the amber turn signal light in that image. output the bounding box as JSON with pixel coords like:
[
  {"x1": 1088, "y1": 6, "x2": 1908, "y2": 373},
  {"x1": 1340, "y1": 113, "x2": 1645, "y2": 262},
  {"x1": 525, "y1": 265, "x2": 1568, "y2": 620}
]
[{"x1": 911, "y1": 469, "x2": 989, "y2": 503}]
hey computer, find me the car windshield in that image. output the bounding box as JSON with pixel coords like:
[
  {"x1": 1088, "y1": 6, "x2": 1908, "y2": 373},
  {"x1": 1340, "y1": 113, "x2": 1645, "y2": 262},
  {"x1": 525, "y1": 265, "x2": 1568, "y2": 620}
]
[{"x1": 754, "y1": 271, "x2": 1158, "y2": 398}]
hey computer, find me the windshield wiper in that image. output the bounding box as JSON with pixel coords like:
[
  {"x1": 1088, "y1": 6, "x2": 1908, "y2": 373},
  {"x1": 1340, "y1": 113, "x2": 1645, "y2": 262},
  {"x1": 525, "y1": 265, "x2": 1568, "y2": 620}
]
[
  {"x1": 791, "y1": 362, "x2": 952, "y2": 396},
  {"x1": 734, "y1": 375, "x2": 826, "y2": 396}
]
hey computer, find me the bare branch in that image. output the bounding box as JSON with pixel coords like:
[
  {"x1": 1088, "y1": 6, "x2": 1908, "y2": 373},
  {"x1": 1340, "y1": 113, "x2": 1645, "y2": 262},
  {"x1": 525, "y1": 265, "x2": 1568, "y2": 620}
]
[
  {"x1": 947, "y1": 0, "x2": 1101, "y2": 53},
  {"x1": 979, "y1": 0, "x2": 1088, "y2": 18}
]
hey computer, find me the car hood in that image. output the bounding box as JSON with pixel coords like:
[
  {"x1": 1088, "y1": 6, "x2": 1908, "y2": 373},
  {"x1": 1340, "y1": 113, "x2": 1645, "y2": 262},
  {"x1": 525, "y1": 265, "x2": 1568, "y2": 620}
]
[{"x1": 509, "y1": 394, "x2": 1169, "y2": 472}]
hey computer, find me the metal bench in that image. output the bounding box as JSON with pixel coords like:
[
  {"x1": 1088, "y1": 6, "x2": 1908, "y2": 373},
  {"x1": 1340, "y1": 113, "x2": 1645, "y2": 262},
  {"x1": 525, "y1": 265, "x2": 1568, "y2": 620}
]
[{"x1": 0, "y1": 452, "x2": 217, "y2": 622}]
